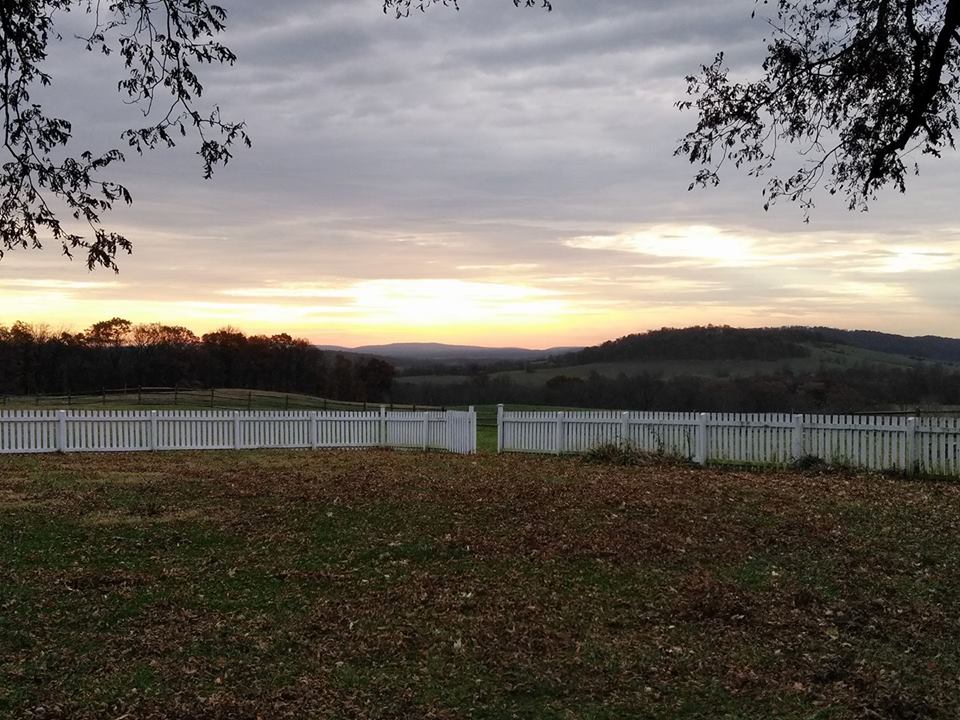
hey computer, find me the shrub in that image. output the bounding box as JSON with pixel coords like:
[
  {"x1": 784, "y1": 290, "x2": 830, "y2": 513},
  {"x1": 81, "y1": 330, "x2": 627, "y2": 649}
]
[
  {"x1": 790, "y1": 454, "x2": 827, "y2": 471},
  {"x1": 583, "y1": 441, "x2": 690, "y2": 467}
]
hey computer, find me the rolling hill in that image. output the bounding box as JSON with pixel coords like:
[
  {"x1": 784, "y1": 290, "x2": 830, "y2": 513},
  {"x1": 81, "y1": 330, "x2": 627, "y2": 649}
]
[
  {"x1": 399, "y1": 325, "x2": 960, "y2": 387},
  {"x1": 809, "y1": 327, "x2": 960, "y2": 363}
]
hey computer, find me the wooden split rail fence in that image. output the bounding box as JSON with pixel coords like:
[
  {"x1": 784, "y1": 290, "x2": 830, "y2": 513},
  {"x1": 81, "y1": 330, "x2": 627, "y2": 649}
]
[
  {"x1": 0, "y1": 408, "x2": 477, "y2": 455},
  {"x1": 496, "y1": 406, "x2": 960, "y2": 476}
]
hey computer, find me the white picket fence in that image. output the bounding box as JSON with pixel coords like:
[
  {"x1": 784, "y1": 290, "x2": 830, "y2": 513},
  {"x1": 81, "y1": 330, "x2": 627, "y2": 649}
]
[
  {"x1": 0, "y1": 408, "x2": 477, "y2": 455},
  {"x1": 496, "y1": 406, "x2": 960, "y2": 476}
]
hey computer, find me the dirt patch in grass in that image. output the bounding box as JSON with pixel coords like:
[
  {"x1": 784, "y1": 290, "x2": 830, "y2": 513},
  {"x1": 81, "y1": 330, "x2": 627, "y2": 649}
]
[
  {"x1": 2, "y1": 449, "x2": 959, "y2": 719},
  {"x1": 0, "y1": 489, "x2": 43, "y2": 510}
]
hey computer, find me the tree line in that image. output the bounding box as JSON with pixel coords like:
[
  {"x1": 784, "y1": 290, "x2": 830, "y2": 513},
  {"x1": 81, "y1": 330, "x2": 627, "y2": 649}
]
[{"x1": 0, "y1": 319, "x2": 394, "y2": 402}]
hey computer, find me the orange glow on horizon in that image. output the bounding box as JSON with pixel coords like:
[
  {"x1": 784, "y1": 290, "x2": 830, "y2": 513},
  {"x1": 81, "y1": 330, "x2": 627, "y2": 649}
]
[{"x1": 4, "y1": 222, "x2": 960, "y2": 346}]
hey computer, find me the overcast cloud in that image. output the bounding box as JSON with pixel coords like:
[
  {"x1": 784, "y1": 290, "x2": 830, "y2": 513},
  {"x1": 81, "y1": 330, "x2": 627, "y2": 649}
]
[{"x1": 2, "y1": 0, "x2": 959, "y2": 345}]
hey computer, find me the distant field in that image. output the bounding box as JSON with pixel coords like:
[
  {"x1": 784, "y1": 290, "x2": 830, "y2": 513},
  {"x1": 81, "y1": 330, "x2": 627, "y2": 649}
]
[
  {"x1": 0, "y1": 388, "x2": 442, "y2": 413},
  {"x1": 2, "y1": 450, "x2": 959, "y2": 718},
  {"x1": 400, "y1": 342, "x2": 948, "y2": 387}
]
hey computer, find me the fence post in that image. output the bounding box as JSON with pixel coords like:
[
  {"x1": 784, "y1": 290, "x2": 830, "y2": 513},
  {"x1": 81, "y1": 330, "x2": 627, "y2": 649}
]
[
  {"x1": 380, "y1": 405, "x2": 387, "y2": 448},
  {"x1": 310, "y1": 411, "x2": 319, "y2": 450},
  {"x1": 496, "y1": 404, "x2": 504, "y2": 454},
  {"x1": 150, "y1": 410, "x2": 158, "y2": 451},
  {"x1": 233, "y1": 410, "x2": 241, "y2": 449},
  {"x1": 422, "y1": 413, "x2": 429, "y2": 451},
  {"x1": 906, "y1": 416, "x2": 918, "y2": 476},
  {"x1": 57, "y1": 409, "x2": 67, "y2": 453},
  {"x1": 555, "y1": 411, "x2": 565, "y2": 455},
  {"x1": 444, "y1": 409, "x2": 452, "y2": 453},
  {"x1": 695, "y1": 413, "x2": 708, "y2": 465},
  {"x1": 469, "y1": 406, "x2": 476, "y2": 454},
  {"x1": 620, "y1": 411, "x2": 630, "y2": 445},
  {"x1": 791, "y1": 414, "x2": 804, "y2": 461}
]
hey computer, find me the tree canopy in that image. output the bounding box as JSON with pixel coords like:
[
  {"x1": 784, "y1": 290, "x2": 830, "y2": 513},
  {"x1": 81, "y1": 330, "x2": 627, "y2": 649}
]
[
  {"x1": 677, "y1": 0, "x2": 960, "y2": 215},
  {"x1": 0, "y1": 0, "x2": 248, "y2": 270}
]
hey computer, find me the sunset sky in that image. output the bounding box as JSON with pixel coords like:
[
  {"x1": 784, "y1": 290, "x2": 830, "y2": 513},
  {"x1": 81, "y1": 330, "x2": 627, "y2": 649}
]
[{"x1": 3, "y1": 0, "x2": 959, "y2": 347}]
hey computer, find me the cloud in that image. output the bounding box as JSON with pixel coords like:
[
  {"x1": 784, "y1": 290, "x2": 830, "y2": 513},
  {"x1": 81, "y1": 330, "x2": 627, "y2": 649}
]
[
  {"x1": 0, "y1": 279, "x2": 124, "y2": 290},
  {"x1": 4, "y1": 0, "x2": 960, "y2": 344}
]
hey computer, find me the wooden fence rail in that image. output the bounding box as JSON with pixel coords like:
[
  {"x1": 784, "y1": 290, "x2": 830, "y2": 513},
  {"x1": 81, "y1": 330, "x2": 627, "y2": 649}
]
[
  {"x1": 0, "y1": 408, "x2": 476, "y2": 456},
  {"x1": 496, "y1": 406, "x2": 960, "y2": 476}
]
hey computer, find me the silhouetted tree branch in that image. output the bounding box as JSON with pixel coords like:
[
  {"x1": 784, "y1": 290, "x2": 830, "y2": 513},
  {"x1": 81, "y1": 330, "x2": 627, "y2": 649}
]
[
  {"x1": 678, "y1": 0, "x2": 960, "y2": 216},
  {"x1": 0, "y1": 1, "x2": 249, "y2": 270},
  {"x1": 382, "y1": 0, "x2": 551, "y2": 18}
]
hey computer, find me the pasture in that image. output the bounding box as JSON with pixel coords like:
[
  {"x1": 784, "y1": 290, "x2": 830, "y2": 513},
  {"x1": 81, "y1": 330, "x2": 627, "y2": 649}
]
[
  {"x1": 399, "y1": 341, "x2": 951, "y2": 389},
  {"x1": 2, "y1": 450, "x2": 959, "y2": 718}
]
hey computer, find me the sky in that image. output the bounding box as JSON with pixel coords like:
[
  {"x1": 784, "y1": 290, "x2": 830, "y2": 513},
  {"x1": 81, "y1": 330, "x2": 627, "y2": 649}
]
[{"x1": 3, "y1": 0, "x2": 960, "y2": 347}]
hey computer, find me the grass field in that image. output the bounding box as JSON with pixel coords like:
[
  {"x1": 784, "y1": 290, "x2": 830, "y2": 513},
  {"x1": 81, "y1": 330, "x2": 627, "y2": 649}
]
[{"x1": 2, "y1": 450, "x2": 959, "y2": 718}]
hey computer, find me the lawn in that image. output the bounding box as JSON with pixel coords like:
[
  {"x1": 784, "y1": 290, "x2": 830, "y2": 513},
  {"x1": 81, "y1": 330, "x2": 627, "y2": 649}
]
[{"x1": 2, "y1": 450, "x2": 959, "y2": 718}]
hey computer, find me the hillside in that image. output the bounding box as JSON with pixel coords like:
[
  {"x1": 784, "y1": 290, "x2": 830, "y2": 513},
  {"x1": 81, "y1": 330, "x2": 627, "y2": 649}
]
[
  {"x1": 560, "y1": 326, "x2": 817, "y2": 365},
  {"x1": 394, "y1": 325, "x2": 960, "y2": 413},
  {"x1": 401, "y1": 325, "x2": 955, "y2": 388},
  {"x1": 810, "y1": 327, "x2": 960, "y2": 363},
  {"x1": 319, "y1": 327, "x2": 960, "y2": 369},
  {"x1": 400, "y1": 341, "x2": 936, "y2": 387}
]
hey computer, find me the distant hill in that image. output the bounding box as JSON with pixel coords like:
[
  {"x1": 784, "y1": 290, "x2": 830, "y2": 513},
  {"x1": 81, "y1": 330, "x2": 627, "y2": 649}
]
[
  {"x1": 809, "y1": 327, "x2": 960, "y2": 363},
  {"x1": 311, "y1": 326, "x2": 960, "y2": 384},
  {"x1": 393, "y1": 325, "x2": 960, "y2": 413},
  {"x1": 318, "y1": 342, "x2": 581, "y2": 363},
  {"x1": 553, "y1": 325, "x2": 960, "y2": 367},
  {"x1": 561, "y1": 326, "x2": 818, "y2": 365}
]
